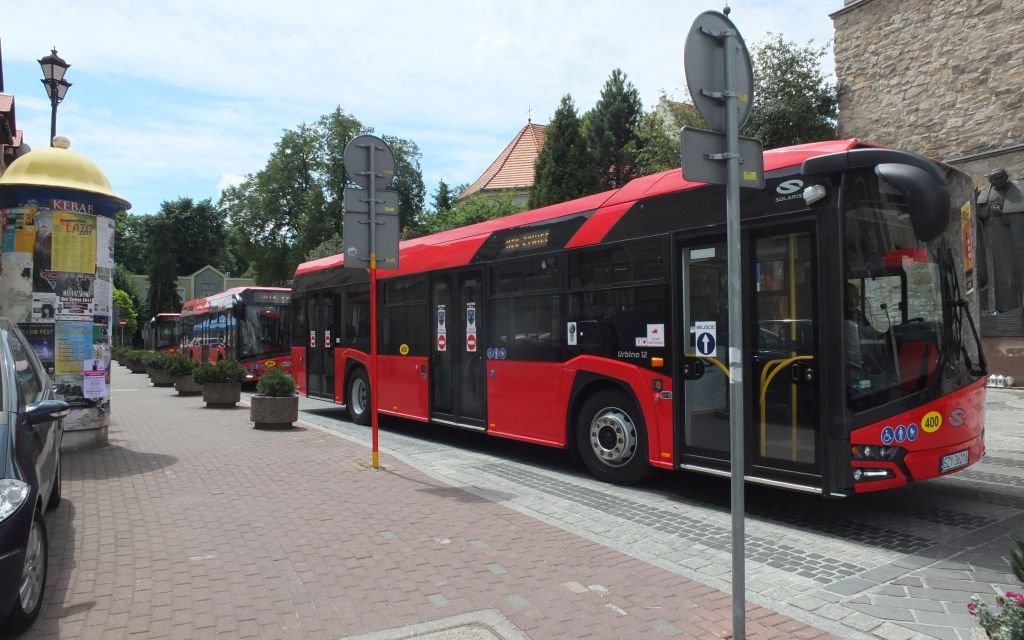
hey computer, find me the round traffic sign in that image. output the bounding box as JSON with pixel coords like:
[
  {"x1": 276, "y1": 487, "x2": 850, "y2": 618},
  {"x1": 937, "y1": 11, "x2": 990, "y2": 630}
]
[
  {"x1": 118, "y1": 320, "x2": 128, "y2": 327},
  {"x1": 437, "y1": 334, "x2": 446, "y2": 350},
  {"x1": 684, "y1": 10, "x2": 753, "y2": 132},
  {"x1": 467, "y1": 334, "x2": 477, "y2": 351},
  {"x1": 343, "y1": 134, "x2": 396, "y2": 190}
]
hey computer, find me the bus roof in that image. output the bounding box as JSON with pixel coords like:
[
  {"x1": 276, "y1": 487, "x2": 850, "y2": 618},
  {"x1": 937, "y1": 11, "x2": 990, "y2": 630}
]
[
  {"x1": 181, "y1": 286, "x2": 291, "y2": 316},
  {"x1": 296, "y1": 138, "x2": 866, "y2": 279}
]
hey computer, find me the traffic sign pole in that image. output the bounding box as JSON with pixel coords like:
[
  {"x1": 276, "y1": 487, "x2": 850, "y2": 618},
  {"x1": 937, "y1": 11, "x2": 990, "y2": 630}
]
[
  {"x1": 368, "y1": 141, "x2": 380, "y2": 470},
  {"x1": 683, "y1": 10, "x2": 758, "y2": 640},
  {"x1": 723, "y1": 22, "x2": 747, "y2": 640}
]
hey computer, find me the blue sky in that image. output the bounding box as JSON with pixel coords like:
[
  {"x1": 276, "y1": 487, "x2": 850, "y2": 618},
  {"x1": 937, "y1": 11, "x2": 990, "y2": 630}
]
[{"x1": 3, "y1": 1, "x2": 841, "y2": 216}]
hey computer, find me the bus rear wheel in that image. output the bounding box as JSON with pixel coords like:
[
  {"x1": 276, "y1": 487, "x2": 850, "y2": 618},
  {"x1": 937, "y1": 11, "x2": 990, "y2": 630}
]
[
  {"x1": 576, "y1": 389, "x2": 652, "y2": 485},
  {"x1": 347, "y1": 368, "x2": 371, "y2": 426}
]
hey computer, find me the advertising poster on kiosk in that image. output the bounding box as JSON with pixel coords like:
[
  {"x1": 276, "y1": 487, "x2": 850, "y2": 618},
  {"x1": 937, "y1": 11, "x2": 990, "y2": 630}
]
[{"x1": 0, "y1": 141, "x2": 131, "y2": 440}]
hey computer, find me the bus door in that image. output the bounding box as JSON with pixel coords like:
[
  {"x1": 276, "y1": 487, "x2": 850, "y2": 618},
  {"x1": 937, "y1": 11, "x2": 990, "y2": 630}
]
[
  {"x1": 306, "y1": 291, "x2": 337, "y2": 400},
  {"x1": 677, "y1": 227, "x2": 822, "y2": 488},
  {"x1": 430, "y1": 270, "x2": 486, "y2": 429},
  {"x1": 678, "y1": 239, "x2": 733, "y2": 468},
  {"x1": 749, "y1": 225, "x2": 821, "y2": 484}
]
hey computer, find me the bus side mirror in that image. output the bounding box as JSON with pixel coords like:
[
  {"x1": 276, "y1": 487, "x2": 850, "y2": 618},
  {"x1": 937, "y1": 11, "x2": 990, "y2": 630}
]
[{"x1": 875, "y1": 163, "x2": 950, "y2": 242}]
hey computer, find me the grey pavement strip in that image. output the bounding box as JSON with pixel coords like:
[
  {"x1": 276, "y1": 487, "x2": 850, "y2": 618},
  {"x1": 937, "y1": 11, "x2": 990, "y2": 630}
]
[
  {"x1": 335, "y1": 609, "x2": 531, "y2": 640},
  {"x1": 477, "y1": 461, "x2": 868, "y2": 584},
  {"x1": 957, "y1": 467, "x2": 1024, "y2": 489},
  {"x1": 977, "y1": 454, "x2": 1024, "y2": 468}
]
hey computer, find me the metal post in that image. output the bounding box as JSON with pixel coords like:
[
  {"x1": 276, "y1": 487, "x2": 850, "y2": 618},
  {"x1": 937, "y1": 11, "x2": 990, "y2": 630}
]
[
  {"x1": 49, "y1": 92, "x2": 58, "y2": 145},
  {"x1": 724, "y1": 26, "x2": 746, "y2": 640},
  {"x1": 368, "y1": 143, "x2": 380, "y2": 470}
]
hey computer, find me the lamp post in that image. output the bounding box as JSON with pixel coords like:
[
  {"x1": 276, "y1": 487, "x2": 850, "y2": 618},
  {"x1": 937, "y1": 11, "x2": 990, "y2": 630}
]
[{"x1": 38, "y1": 48, "x2": 72, "y2": 146}]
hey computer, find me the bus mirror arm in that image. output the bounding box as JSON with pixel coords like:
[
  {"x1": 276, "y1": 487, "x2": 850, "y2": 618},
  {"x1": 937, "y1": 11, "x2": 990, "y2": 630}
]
[{"x1": 874, "y1": 163, "x2": 950, "y2": 242}]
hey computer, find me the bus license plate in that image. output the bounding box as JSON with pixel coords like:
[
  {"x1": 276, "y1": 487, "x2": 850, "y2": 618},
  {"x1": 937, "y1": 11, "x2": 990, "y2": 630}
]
[{"x1": 940, "y1": 450, "x2": 969, "y2": 474}]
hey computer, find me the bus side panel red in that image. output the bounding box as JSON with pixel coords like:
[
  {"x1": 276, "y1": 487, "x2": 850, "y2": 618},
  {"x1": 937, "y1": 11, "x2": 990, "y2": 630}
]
[
  {"x1": 292, "y1": 347, "x2": 307, "y2": 396},
  {"x1": 851, "y1": 379, "x2": 986, "y2": 493},
  {"x1": 564, "y1": 356, "x2": 674, "y2": 469},
  {"x1": 487, "y1": 361, "x2": 566, "y2": 446},
  {"x1": 334, "y1": 348, "x2": 369, "y2": 404},
  {"x1": 376, "y1": 355, "x2": 429, "y2": 421}
]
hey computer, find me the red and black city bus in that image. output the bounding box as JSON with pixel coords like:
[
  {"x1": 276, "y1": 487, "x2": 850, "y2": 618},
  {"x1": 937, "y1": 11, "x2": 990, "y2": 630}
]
[
  {"x1": 180, "y1": 287, "x2": 292, "y2": 382},
  {"x1": 290, "y1": 139, "x2": 986, "y2": 497},
  {"x1": 143, "y1": 313, "x2": 181, "y2": 354}
]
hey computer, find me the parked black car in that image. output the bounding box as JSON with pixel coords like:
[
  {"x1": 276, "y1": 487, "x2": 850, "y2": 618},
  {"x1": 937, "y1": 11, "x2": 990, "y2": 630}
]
[{"x1": 0, "y1": 318, "x2": 68, "y2": 634}]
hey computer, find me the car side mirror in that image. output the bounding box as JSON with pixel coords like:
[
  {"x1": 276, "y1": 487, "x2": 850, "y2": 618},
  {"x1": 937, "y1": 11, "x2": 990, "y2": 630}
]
[
  {"x1": 26, "y1": 400, "x2": 71, "y2": 425},
  {"x1": 875, "y1": 163, "x2": 950, "y2": 242}
]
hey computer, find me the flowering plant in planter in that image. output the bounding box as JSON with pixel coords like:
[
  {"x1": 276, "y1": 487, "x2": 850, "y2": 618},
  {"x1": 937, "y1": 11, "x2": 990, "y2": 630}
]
[{"x1": 969, "y1": 537, "x2": 1024, "y2": 639}]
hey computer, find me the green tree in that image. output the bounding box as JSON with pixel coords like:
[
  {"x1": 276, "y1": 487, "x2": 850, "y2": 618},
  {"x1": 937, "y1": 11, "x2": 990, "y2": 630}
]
[
  {"x1": 305, "y1": 232, "x2": 343, "y2": 262},
  {"x1": 529, "y1": 94, "x2": 598, "y2": 208},
  {"x1": 112, "y1": 288, "x2": 138, "y2": 345},
  {"x1": 222, "y1": 107, "x2": 425, "y2": 284},
  {"x1": 584, "y1": 69, "x2": 644, "y2": 190},
  {"x1": 382, "y1": 134, "x2": 426, "y2": 234},
  {"x1": 633, "y1": 110, "x2": 679, "y2": 176},
  {"x1": 114, "y1": 211, "x2": 152, "y2": 274},
  {"x1": 743, "y1": 34, "x2": 838, "y2": 149},
  {"x1": 158, "y1": 197, "x2": 228, "y2": 275},
  {"x1": 432, "y1": 180, "x2": 454, "y2": 212},
  {"x1": 145, "y1": 214, "x2": 182, "y2": 314},
  {"x1": 423, "y1": 191, "x2": 524, "y2": 235}
]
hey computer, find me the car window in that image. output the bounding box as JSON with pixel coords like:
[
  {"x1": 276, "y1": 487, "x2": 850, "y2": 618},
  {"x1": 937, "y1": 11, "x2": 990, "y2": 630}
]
[{"x1": 6, "y1": 327, "x2": 45, "y2": 406}]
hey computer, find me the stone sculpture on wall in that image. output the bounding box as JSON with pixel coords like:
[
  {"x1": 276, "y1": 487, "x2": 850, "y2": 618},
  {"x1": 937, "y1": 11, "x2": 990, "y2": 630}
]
[{"x1": 978, "y1": 168, "x2": 1024, "y2": 313}]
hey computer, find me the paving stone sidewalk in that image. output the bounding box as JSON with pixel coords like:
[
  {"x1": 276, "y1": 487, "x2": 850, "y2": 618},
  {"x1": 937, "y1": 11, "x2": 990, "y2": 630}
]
[{"x1": 27, "y1": 366, "x2": 840, "y2": 640}]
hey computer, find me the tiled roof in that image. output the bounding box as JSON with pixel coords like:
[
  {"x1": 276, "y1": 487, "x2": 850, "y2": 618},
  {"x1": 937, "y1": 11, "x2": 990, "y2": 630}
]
[{"x1": 458, "y1": 122, "x2": 546, "y2": 200}]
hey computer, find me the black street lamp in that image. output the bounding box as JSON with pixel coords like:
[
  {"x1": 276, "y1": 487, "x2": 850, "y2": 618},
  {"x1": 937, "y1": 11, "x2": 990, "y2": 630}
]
[{"x1": 38, "y1": 48, "x2": 72, "y2": 146}]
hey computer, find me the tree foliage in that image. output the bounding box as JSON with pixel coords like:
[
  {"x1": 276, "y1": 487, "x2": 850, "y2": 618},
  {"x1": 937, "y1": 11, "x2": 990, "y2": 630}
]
[
  {"x1": 112, "y1": 288, "x2": 138, "y2": 338},
  {"x1": 221, "y1": 107, "x2": 425, "y2": 284},
  {"x1": 530, "y1": 94, "x2": 598, "y2": 209},
  {"x1": 158, "y1": 197, "x2": 228, "y2": 275},
  {"x1": 584, "y1": 69, "x2": 644, "y2": 190},
  {"x1": 743, "y1": 34, "x2": 838, "y2": 149},
  {"x1": 114, "y1": 211, "x2": 152, "y2": 274},
  {"x1": 419, "y1": 191, "x2": 524, "y2": 235},
  {"x1": 145, "y1": 214, "x2": 181, "y2": 315},
  {"x1": 432, "y1": 180, "x2": 455, "y2": 213}
]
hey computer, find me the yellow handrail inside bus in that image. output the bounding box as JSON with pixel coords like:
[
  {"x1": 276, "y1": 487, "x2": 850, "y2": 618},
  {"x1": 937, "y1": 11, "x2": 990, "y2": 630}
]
[
  {"x1": 758, "y1": 355, "x2": 814, "y2": 458},
  {"x1": 685, "y1": 354, "x2": 731, "y2": 379}
]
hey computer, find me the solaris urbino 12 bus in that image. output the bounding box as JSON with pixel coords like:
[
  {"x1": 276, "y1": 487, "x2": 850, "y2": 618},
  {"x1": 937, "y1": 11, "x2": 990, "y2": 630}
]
[
  {"x1": 180, "y1": 287, "x2": 293, "y2": 382},
  {"x1": 290, "y1": 139, "x2": 986, "y2": 497}
]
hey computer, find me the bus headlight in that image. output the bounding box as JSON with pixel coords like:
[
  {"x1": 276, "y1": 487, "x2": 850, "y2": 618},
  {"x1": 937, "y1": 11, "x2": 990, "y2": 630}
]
[
  {"x1": 851, "y1": 445, "x2": 901, "y2": 461},
  {"x1": 853, "y1": 468, "x2": 895, "y2": 482}
]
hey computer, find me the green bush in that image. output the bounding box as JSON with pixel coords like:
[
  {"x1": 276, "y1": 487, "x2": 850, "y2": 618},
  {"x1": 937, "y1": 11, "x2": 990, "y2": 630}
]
[
  {"x1": 255, "y1": 367, "x2": 296, "y2": 397},
  {"x1": 142, "y1": 351, "x2": 171, "y2": 370},
  {"x1": 193, "y1": 360, "x2": 248, "y2": 384},
  {"x1": 165, "y1": 354, "x2": 198, "y2": 377},
  {"x1": 123, "y1": 348, "x2": 146, "y2": 363}
]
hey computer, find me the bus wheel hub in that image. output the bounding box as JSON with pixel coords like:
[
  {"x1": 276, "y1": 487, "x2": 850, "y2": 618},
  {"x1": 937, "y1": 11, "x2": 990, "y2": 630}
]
[{"x1": 590, "y1": 409, "x2": 636, "y2": 466}]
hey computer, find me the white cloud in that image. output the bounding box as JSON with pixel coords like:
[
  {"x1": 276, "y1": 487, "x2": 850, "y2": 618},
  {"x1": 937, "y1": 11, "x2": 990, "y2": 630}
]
[{"x1": 3, "y1": 0, "x2": 842, "y2": 213}]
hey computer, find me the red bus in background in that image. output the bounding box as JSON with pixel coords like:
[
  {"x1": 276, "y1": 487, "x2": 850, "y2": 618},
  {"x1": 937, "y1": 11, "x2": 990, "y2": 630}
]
[
  {"x1": 180, "y1": 287, "x2": 292, "y2": 382},
  {"x1": 291, "y1": 140, "x2": 987, "y2": 497},
  {"x1": 143, "y1": 313, "x2": 181, "y2": 353}
]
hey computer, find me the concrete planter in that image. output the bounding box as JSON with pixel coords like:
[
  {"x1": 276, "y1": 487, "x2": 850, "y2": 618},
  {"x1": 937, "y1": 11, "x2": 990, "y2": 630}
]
[
  {"x1": 174, "y1": 375, "x2": 203, "y2": 395},
  {"x1": 147, "y1": 367, "x2": 175, "y2": 387},
  {"x1": 250, "y1": 395, "x2": 299, "y2": 429},
  {"x1": 125, "y1": 359, "x2": 147, "y2": 374},
  {"x1": 202, "y1": 382, "x2": 241, "y2": 408}
]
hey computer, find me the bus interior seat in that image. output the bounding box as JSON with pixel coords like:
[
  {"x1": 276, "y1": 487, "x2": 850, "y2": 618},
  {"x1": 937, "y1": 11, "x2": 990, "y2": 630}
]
[{"x1": 898, "y1": 339, "x2": 939, "y2": 391}]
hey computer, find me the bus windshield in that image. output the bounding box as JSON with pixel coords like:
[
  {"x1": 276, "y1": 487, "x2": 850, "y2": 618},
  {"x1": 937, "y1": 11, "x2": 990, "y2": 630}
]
[
  {"x1": 239, "y1": 304, "x2": 290, "y2": 360},
  {"x1": 842, "y1": 171, "x2": 949, "y2": 412}
]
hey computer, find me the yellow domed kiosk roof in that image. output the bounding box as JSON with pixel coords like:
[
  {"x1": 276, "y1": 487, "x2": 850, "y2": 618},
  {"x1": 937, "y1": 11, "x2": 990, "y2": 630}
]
[{"x1": 0, "y1": 137, "x2": 130, "y2": 208}]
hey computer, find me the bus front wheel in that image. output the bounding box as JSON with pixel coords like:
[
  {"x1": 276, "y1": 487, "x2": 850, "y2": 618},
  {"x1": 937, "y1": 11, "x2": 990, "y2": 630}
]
[
  {"x1": 576, "y1": 389, "x2": 652, "y2": 485},
  {"x1": 347, "y1": 368, "x2": 371, "y2": 426}
]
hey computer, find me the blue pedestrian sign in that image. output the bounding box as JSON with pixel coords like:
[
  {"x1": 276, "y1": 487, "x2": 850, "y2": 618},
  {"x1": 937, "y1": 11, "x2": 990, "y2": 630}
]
[{"x1": 694, "y1": 321, "x2": 717, "y2": 357}]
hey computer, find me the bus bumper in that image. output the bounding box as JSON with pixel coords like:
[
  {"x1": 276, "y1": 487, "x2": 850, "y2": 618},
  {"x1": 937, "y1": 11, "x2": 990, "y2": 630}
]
[{"x1": 852, "y1": 433, "x2": 985, "y2": 494}]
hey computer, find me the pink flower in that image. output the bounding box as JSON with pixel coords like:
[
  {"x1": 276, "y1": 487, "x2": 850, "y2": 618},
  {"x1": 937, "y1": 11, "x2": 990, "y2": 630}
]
[
  {"x1": 968, "y1": 602, "x2": 978, "y2": 616},
  {"x1": 1006, "y1": 591, "x2": 1024, "y2": 606}
]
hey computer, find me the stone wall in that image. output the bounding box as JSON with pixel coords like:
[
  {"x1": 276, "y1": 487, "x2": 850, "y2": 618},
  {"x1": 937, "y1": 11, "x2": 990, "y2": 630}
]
[{"x1": 833, "y1": 0, "x2": 1024, "y2": 185}]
